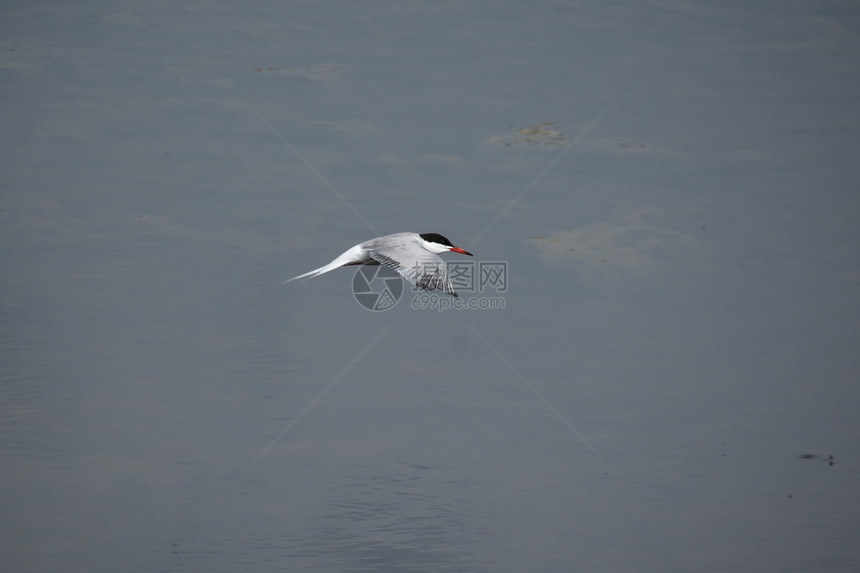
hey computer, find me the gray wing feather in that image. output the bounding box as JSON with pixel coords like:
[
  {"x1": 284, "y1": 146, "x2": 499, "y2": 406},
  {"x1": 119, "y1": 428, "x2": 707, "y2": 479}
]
[{"x1": 369, "y1": 247, "x2": 458, "y2": 297}]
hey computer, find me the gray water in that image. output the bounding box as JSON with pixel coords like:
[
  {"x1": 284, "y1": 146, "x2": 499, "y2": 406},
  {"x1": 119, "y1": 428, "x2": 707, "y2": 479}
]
[{"x1": 2, "y1": 1, "x2": 859, "y2": 571}]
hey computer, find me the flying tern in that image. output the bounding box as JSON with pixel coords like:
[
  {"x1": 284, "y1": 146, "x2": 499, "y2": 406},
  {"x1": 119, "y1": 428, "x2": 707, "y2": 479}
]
[{"x1": 284, "y1": 232, "x2": 474, "y2": 297}]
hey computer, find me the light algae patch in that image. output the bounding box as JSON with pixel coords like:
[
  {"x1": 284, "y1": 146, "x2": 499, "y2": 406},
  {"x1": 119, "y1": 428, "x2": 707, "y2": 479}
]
[
  {"x1": 251, "y1": 64, "x2": 338, "y2": 78},
  {"x1": 530, "y1": 209, "x2": 693, "y2": 266},
  {"x1": 486, "y1": 123, "x2": 567, "y2": 147}
]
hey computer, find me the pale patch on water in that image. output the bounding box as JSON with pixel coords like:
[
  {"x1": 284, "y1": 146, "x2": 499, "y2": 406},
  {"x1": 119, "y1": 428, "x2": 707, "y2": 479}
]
[
  {"x1": 0, "y1": 42, "x2": 39, "y2": 70},
  {"x1": 251, "y1": 64, "x2": 339, "y2": 78},
  {"x1": 486, "y1": 122, "x2": 675, "y2": 157},
  {"x1": 529, "y1": 208, "x2": 693, "y2": 266},
  {"x1": 486, "y1": 123, "x2": 567, "y2": 147},
  {"x1": 584, "y1": 135, "x2": 679, "y2": 157}
]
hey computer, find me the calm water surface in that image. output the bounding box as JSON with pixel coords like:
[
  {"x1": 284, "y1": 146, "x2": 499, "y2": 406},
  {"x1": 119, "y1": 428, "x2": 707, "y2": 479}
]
[{"x1": 2, "y1": 1, "x2": 859, "y2": 571}]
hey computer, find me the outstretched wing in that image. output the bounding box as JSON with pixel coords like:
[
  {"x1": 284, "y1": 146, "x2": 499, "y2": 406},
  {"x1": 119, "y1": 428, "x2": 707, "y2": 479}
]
[{"x1": 369, "y1": 247, "x2": 458, "y2": 297}]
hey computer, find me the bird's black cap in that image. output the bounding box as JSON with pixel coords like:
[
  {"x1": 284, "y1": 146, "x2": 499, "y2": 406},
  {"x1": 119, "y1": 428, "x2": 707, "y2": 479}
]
[{"x1": 419, "y1": 233, "x2": 454, "y2": 247}]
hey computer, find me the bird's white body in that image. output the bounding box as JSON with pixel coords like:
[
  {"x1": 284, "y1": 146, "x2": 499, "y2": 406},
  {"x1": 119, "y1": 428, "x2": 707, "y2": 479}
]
[{"x1": 284, "y1": 232, "x2": 473, "y2": 297}]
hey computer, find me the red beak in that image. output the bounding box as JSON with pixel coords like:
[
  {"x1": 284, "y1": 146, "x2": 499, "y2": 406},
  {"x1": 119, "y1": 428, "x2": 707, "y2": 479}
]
[{"x1": 450, "y1": 247, "x2": 473, "y2": 256}]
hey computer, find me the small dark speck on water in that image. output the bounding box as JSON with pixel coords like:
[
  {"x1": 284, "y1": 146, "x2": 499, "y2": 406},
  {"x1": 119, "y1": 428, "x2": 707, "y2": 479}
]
[{"x1": 797, "y1": 453, "x2": 835, "y2": 466}]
